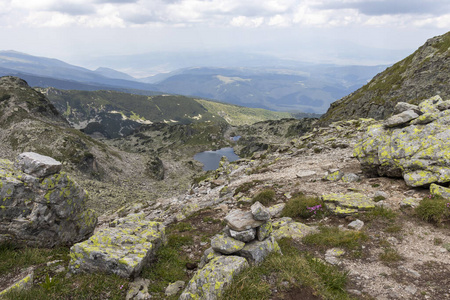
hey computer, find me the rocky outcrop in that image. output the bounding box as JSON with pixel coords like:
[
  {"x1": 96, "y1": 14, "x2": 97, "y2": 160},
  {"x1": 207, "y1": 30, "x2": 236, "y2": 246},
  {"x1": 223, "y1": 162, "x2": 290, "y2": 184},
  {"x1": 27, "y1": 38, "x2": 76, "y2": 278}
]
[
  {"x1": 354, "y1": 96, "x2": 450, "y2": 187},
  {"x1": 319, "y1": 31, "x2": 450, "y2": 125},
  {"x1": 179, "y1": 256, "x2": 248, "y2": 300},
  {"x1": 69, "y1": 213, "x2": 165, "y2": 278},
  {"x1": 0, "y1": 153, "x2": 97, "y2": 247}
]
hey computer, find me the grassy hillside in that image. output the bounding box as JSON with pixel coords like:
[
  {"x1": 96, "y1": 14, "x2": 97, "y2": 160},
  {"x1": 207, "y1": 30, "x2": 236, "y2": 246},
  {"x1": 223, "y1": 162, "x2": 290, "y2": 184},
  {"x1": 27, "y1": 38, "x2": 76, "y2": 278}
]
[
  {"x1": 319, "y1": 31, "x2": 450, "y2": 125},
  {"x1": 195, "y1": 99, "x2": 292, "y2": 126}
]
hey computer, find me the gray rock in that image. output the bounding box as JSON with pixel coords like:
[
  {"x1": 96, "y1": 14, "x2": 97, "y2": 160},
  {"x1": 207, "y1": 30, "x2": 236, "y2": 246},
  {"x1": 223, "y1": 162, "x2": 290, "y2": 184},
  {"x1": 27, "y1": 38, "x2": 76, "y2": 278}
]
[
  {"x1": 224, "y1": 209, "x2": 264, "y2": 231},
  {"x1": 251, "y1": 201, "x2": 270, "y2": 221},
  {"x1": 354, "y1": 97, "x2": 450, "y2": 186},
  {"x1": 199, "y1": 248, "x2": 222, "y2": 269},
  {"x1": 179, "y1": 256, "x2": 248, "y2": 300},
  {"x1": 268, "y1": 203, "x2": 285, "y2": 218},
  {"x1": 14, "y1": 152, "x2": 62, "y2": 178},
  {"x1": 211, "y1": 234, "x2": 245, "y2": 254},
  {"x1": 238, "y1": 237, "x2": 280, "y2": 265},
  {"x1": 126, "y1": 278, "x2": 151, "y2": 300},
  {"x1": 0, "y1": 267, "x2": 34, "y2": 297},
  {"x1": 411, "y1": 112, "x2": 439, "y2": 125},
  {"x1": 0, "y1": 158, "x2": 97, "y2": 248},
  {"x1": 383, "y1": 110, "x2": 419, "y2": 127},
  {"x1": 342, "y1": 173, "x2": 360, "y2": 183},
  {"x1": 165, "y1": 280, "x2": 185, "y2": 297},
  {"x1": 272, "y1": 221, "x2": 315, "y2": 241},
  {"x1": 400, "y1": 198, "x2": 421, "y2": 208},
  {"x1": 393, "y1": 102, "x2": 421, "y2": 115},
  {"x1": 322, "y1": 169, "x2": 344, "y2": 181},
  {"x1": 348, "y1": 219, "x2": 364, "y2": 231},
  {"x1": 69, "y1": 214, "x2": 165, "y2": 278},
  {"x1": 322, "y1": 193, "x2": 375, "y2": 216},
  {"x1": 296, "y1": 170, "x2": 316, "y2": 178},
  {"x1": 229, "y1": 228, "x2": 256, "y2": 242},
  {"x1": 437, "y1": 100, "x2": 450, "y2": 111},
  {"x1": 430, "y1": 183, "x2": 450, "y2": 199},
  {"x1": 256, "y1": 221, "x2": 273, "y2": 241},
  {"x1": 419, "y1": 95, "x2": 443, "y2": 114},
  {"x1": 374, "y1": 191, "x2": 389, "y2": 200}
]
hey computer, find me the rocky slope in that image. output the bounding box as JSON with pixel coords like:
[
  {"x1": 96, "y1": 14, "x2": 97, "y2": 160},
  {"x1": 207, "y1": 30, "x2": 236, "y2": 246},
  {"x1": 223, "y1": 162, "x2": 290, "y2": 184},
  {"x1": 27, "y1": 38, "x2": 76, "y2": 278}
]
[{"x1": 320, "y1": 31, "x2": 450, "y2": 125}]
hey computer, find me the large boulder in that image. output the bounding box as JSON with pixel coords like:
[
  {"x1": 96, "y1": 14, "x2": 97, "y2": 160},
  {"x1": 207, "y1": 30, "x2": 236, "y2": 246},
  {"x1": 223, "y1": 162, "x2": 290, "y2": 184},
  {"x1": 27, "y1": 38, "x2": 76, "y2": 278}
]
[
  {"x1": 179, "y1": 255, "x2": 248, "y2": 300},
  {"x1": 69, "y1": 213, "x2": 165, "y2": 278},
  {"x1": 0, "y1": 154, "x2": 97, "y2": 247},
  {"x1": 354, "y1": 96, "x2": 450, "y2": 187}
]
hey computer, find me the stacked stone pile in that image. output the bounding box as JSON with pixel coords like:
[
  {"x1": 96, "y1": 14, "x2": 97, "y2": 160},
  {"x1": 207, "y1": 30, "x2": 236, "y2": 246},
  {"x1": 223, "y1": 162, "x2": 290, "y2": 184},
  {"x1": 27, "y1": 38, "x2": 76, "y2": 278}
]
[{"x1": 179, "y1": 201, "x2": 280, "y2": 300}]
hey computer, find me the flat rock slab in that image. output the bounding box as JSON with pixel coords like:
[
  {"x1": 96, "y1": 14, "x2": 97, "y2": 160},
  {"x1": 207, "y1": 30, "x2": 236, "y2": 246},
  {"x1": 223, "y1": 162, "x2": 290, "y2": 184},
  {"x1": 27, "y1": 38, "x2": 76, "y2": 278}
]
[
  {"x1": 383, "y1": 110, "x2": 419, "y2": 127},
  {"x1": 296, "y1": 170, "x2": 317, "y2": 178},
  {"x1": 15, "y1": 152, "x2": 62, "y2": 178},
  {"x1": 69, "y1": 214, "x2": 165, "y2": 278},
  {"x1": 238, "y1": 237, "x2": 280, "y2": 265},
  {"x1": 322, "y1": 192, "x2": 375, "y2": 211},
  {"x1": 211, "y1": 234, "x2": 245, "y2": 254},
  {"x1": 179, "y1": 256, "x2": 248, "y2": 300},
  {"x1": 272, "y1": 221, "x2": 315, "y2": 241},
  {"x1": 224, "y1": 209, "x2": 264, "y2": 231}
]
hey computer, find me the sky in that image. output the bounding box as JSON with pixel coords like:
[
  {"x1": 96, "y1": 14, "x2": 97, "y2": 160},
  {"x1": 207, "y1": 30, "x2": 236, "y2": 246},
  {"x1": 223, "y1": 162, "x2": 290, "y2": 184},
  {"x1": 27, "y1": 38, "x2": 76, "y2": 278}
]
[{"x1": 1, "y1": 0, "x2": 449, "y2": 76}]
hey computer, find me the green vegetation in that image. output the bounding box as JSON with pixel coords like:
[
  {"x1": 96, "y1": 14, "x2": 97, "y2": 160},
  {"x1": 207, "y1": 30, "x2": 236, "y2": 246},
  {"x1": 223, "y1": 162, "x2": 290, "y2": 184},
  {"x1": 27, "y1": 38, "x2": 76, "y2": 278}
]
[
  {"x1": 0, "y1": 244, "x2": 128, "y2": 300},
  {"x1": 363, "y1": 206, "x2": 397, "y2": 221},
  {"x1": 251, "y1": 189, "x2": 276, "y2": 206},
  {"x1": 379, "y1": 247, "x2": 403, "y2": 264},
  {"x1": 415, "y1": 196, "x2": 450, "y2": 224},
  {"x1": 233, "y1": 180, "x2": 262, "y2": 196},
  {"x1": 282, "y1": 193, "x2": 325, "y2": 219},
  {"x1": 195, "y1": 99, "x2": 292, "y2": 126},
  {"x1": 303, "y1": 226, "x2": 368, "y2": 251},
  {"x1": 432, "y1": 31, "x2": 450, "y2": 55},
  {"x1": 221, "y1": 238, "x2": 352, "y2": 300}
]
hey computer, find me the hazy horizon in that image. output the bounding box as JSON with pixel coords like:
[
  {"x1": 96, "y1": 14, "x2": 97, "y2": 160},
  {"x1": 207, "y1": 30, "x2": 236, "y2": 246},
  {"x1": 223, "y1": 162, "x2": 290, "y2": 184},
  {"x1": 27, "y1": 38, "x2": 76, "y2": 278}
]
[{"x1": 1, "y1": 0, "x2": 449, "y2": 77}]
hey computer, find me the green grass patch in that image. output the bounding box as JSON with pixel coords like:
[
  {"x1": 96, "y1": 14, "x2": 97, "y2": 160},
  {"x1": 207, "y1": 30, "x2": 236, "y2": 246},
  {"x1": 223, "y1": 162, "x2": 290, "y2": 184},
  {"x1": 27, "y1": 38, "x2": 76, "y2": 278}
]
[
  {"x1": 220, "y1": 238, "x2": 352, "y2": 300},
  {"x1": 303, "y1": 226, "x2": 368, "y2": 251},
  {"x1": 282, "y1": 193, "x2": 325, "y2": 219},
  {"x1": 415, "y1": 196, "x2": 450, "y2": 224},
  {"x1": 379, "y1": 248, "x2": 403, "y2": 265},
  {"x1": 234, "y1": 180, "x2": 263, "y2": 196},
  {"x1": 363, "y1": 206, "x2": 397, "y2": 221},
  {"x1": 252, "y1": 189, "x2": 276, "y2": 206},
  {"x1": 0, "y1": 244, "x2": 68, "y2": 277}
]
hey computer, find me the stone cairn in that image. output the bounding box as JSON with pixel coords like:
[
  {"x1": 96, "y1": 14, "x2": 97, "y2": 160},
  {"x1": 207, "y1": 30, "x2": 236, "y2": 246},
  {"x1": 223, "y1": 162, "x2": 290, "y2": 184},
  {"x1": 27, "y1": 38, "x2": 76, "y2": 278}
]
[{"x1": 179, "y1": 201, "x2": 279, "y2": 300}]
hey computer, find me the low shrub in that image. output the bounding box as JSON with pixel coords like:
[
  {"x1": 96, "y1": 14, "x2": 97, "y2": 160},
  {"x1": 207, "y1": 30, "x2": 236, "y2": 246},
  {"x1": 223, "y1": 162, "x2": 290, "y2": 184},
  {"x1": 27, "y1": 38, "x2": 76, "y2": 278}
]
[
  {"x1": 282, "y1": 193, "x2": 325, "y2": 219},
  {"x1": 252, "y1": 189, "x2": 276, "y2": 206},
  {"x1": 303, "y1": 226, "x2": 368, "y2": 250},
  {"x1": 415, "y1": 196, "x2": 450, "y2": 224}
]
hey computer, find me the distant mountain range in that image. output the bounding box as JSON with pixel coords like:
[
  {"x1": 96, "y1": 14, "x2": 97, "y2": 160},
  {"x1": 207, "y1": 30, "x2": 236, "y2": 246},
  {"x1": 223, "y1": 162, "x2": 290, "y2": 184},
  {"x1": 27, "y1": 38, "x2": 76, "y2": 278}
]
[{"x1": 0, "y1": 50, "x2": 388, "y2": 113}]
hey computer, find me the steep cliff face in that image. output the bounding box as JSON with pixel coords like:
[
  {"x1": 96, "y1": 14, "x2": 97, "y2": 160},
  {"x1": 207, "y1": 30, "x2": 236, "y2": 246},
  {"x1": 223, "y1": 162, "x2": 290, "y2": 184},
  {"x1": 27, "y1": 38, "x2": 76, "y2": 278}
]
[{"x1": 319, "y1": 31, "x2": 450, "y2": 125}]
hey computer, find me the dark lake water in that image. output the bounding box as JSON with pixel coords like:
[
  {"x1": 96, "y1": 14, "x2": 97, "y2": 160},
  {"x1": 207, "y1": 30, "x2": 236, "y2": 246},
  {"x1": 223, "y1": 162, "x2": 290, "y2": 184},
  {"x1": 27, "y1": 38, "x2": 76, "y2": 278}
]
[{"x1": 194, "y1": 147, "x2": 240, "y2": 171}]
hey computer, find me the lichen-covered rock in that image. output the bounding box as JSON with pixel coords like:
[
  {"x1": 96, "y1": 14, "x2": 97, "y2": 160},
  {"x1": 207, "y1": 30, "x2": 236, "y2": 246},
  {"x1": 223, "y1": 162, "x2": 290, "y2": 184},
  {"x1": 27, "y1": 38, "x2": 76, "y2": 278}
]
[
  {"x1": 0, "y1": 267, "x2": 34, "y2": 297},
  {"x1": 211, "y1": 234, "x2": 245, "y2": 254},
  {"x1": 69, "y1": 213, "x2": 165, "y2": 278},
  {"x1": 267, "y1": 203, "x2": 285, "y2": 218},
  {"x1": 251, "y1": 201, "x2": 270, "y2": 221},
  {"x1": 272, "y1": 221, "x2": 315, "y2": 241},
  {"x1": 342, "y1": 173, "x2": 360, "y2": 183},
  {"x1": 430, "y1": 183, "x2": 450, "y2": 199},
  {"x1": 322, "y1": 192, "x2": 375, "y2": 216},
  {"x1": 229, "y1": 228, "x2": 256, "y2": 243},
  {"x1": 199, "y1": 247, "x2": 223, "y2": 269},
  {"x1": 179, "y1": 256, "x2": 248, "y2": 300},
  {"x1": 238, "y1": 236, "x2": 280, "y2": 265},
  {"x1": 224, "y1": 209, "x2": 264, "y2": 231},
  {"x1": 15, "y1": 152, "x2": 62, "y2": 178},
  {"x1": 354, "y1": 96, "x2": 450, "y2": 187},
  {"x1": 126, "y1": 278, "x2": 151, "y2": 300},
  {"x1": 400, "y1": 198, "x2": 421, "y2": 208},
  {"x1": 393, "y1": 102, "x2": 421, "y2": 115},
  {"x1": 322, "y1": 169, "x2": 344, "y2": 181},
  {"x1": 0, "y1": 157, "x2": 97, "y2": 248},
  {"x1": 256, "y1": 221, "x2": 273, "y2": 241}
]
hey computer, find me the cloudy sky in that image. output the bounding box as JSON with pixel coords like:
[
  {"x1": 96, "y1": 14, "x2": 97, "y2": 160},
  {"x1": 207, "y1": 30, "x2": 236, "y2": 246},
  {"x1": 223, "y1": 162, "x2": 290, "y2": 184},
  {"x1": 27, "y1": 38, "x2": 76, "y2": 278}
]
[{"x1": 1, "y1": 0, "x2": 449, "y2": 75}]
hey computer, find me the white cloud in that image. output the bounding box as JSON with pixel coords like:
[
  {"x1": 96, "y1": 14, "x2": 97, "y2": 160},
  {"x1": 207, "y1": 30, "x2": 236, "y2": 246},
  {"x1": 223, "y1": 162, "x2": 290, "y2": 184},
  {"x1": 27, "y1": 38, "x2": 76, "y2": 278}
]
[{"x1": 230, "y1": 16, "x2": 264, "y2": 28}]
